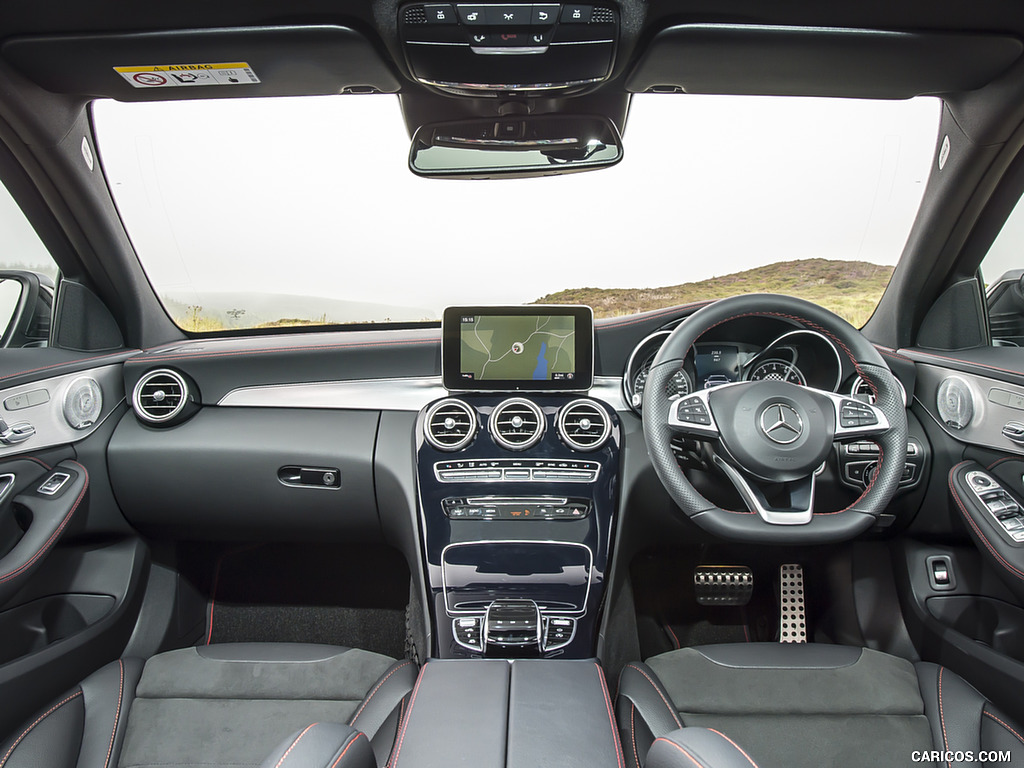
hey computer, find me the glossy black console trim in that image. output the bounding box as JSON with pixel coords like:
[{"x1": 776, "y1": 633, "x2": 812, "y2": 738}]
[{"x1": 416, "y1": 393, "x2": 620, "y2": 659}]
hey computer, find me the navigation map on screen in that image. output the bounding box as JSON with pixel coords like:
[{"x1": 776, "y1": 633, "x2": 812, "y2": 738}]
[{"x1": 460, "y1": 313, "x2": 576, "y2": 382}]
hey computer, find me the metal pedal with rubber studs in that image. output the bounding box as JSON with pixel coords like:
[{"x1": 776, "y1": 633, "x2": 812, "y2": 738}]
[
  {"x1": 694, "y1": 566, "x2": 754, "y2": 606},
  {"x1": 779, "y1": 564, "x2": 807, "y2": 643}
]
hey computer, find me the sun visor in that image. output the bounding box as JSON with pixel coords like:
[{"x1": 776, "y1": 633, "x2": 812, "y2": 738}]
[
  {"x1": 626, "y1": 25, "x2": 1023, "y2": 98},
  {"x1": 1, "y1": 26, "x2": 402, "y2": 99}
]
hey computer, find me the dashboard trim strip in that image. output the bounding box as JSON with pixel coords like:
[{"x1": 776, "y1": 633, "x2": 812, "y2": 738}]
[{"x1": 217, "y1": 375, "x2": 630, "y2": 412}]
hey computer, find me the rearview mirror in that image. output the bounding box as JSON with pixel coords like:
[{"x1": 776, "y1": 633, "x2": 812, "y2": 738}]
[{"x1": 409, "y1": 114, "x2": 622, "y2": 179}]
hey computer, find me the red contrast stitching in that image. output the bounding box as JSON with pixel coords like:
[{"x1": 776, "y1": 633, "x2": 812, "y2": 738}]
[
  {"x1": 349, "y1": 661, "x2": 414, "y2": 726},
  {"x1": 707, "y1": 729, "x2": 760, "y2": 768},
  {"x1": 630, "y1": 704, "x2": 641, "y2": 768},
  {"x1": 274, "y1": 723, "x2": 318, "y2": 768},
  {"x1": 139, "y1": 336, "x2": 439, "y2": 364},
  {"x1": 948, "y1": 463, "x2": 1024, "y2": 581},
  {"x1": 329, "y1": 732, "x2": 368, "y2": 768},
  {"x1": 0, "y1": 690, "x2": 83, "y2": 768},
  {"x1": 654, "y1": 738, "x2": 707, "y2": 768},
  {"x1": 0, "y1": 352, "x2": 138, "y2": 385},
  {"x1": 984, "y1": 711, "x2": 1024, "y2": 746},
  {"x1": 103, "y1": 660, "x2": 125, "y2": 768},
  {"x1": 665, "y1": 624, "x2": 681, "y2": 649},
  {"x1": 0, "y1": 462, "x2": 89, "y2": 585},
  {"x1": 624, "y1": 664, "x2": 683, "y2": 729},
  {"x1": 596, "y1": 664, "x2": 625, "y2": 768},
  {"x1": 987, "y1": 457, "x2": 1019, "y2": 472},
  {"x1": 387, "y1": 664, "x2": 427, "y2": 768},
  {"x1": 938, "y1": 668, "x2": 951, "y2": 768},
  {"x1": 900, "y1": 349, "x2": 1024, "y2": 379},
  {"x1": 598, "y1": 301, "x2": 715, "y2": 330}
]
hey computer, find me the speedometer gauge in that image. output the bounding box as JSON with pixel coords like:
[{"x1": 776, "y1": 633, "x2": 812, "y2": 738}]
[
  {"x1": 631, "y1": 359, "x2": 691, "y2": 408},
  {"x1": 749, "y1": 360, "x2": 805, "y2": 385}
]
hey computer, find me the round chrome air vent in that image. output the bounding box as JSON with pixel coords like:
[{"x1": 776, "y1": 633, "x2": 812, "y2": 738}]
[
  {"x1": 424, "y1": 399, "x2": 478, "y2": 451},
  {"x1": 557, "y1": 399, "x2": 611, "y2": 452},
  {"x1": 132, "y1": 369, "x2": 189, "y2": 424},
  {"x1": 851, "y1": 374, "x2": 907, "y2": 407},
  {"x1": 490, "y1": 398, "x2": 545, "y2": 451}
]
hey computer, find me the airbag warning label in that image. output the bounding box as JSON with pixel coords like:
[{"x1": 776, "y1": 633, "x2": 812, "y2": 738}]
[{"x1": 114, "y1": 62, "x2": 260, "y2": 88}]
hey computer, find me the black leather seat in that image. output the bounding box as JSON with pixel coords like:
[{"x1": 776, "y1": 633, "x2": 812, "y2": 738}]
[
  {"x1": 617, "y1": 643, "x2": 1024, "y2": 768},
  {"x1": 0, "y1": 643, "x2": 416, "y2": 768}
]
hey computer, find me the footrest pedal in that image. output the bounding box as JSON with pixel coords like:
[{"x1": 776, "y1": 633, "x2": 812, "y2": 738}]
[{"x1": 694, "y1": 566, "x2": 753, "y2": 606}]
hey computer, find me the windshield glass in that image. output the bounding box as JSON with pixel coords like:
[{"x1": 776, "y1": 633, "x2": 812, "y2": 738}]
[{"x1": 92, "y1": 94, "x2": 940, "y2": 332}]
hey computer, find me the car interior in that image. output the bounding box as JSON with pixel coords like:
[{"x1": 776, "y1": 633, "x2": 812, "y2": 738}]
[{"x1": 3, "y1": 1, "x2": 1024, "y2": 767}]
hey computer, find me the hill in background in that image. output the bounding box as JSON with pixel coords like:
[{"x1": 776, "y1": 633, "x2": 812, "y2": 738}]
[{"x1": 534, "y1": 258, "x2": 895, "y2": 327}]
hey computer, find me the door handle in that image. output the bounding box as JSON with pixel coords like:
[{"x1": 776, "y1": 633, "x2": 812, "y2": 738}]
[{"x1": 0, "y1": 419, "x2": 35, "y2": 446}]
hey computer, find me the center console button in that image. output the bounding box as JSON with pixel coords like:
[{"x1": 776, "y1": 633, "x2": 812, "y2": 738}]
[
  {"x1": 486, "y1": 5, "x2": 533, "y2": 25},
  {"x1": 560, "y1": 4, "x2": 592, "y2": 22},
  {"x1": 423, "y1": 4, "x2": 458, "y2": 23},
  {"x1": 531, "y1": 4, "x2": 559, "y2": 24},
  {"x1": 456, "y1": 4, "x2": 489, "y2": 23}
]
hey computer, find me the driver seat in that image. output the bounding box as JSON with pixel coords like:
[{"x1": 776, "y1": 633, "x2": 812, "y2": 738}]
[{"x1": 617, "y1": 643, "x2": 1024, "y2": 768}]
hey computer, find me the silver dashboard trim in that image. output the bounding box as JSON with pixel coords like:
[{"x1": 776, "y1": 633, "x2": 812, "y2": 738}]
[
  {"x1": 218, "y1": 375, "x2": 630, "y2": 413},
  {"x1": 0, "y1": 365, "x2": 124, "y2": 459}
]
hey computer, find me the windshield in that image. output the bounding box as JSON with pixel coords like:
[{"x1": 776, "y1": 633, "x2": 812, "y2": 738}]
[{"x1": 92, "y1": 94, "x2": 940, "y2": 333}]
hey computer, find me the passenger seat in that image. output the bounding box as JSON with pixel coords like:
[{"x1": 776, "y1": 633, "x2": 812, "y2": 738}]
[{"x1": 0, "y1": 643, "x2": 416, "y2": 768}]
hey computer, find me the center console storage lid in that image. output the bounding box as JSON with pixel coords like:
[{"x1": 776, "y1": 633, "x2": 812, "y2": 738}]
[{"x1": 389, "y1": 659, "x2": 623, "y2": 768}]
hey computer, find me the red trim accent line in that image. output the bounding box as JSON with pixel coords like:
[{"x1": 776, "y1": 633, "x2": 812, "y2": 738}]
[
  {"x1": 900, "y1": 348, "x2": 1024, "y2": 380},
  {"x1": 596, "y1": 664, "x2": 625, "y2": 768},
  {"x1": 665, "y1": 624, "x2": 681, "y2": 650},
  {"x1": 654, "y1": 737, "x2": 707, "y2": 768},
  {"x1": 630, "y1": 704, "x2": 641, "y2": 768},
  {"x1": 0, "y1": 462, "x2": 89, "y2": 585},
  {"x1": 707, "y1": 729, "x2": 760, "y2": 768},
  {"x1": 938, "y1": 667, "x2": 951, "y2": 768},
  {"x1": 206, "y1": 543, "x2": 263, "y2": 644},
  {"x1": 274, "y1": 723, "x2": 318, "y2": 768},
  {"x1": 103, "y1": 660, "x2": 125, "y2": 768},
  {"x1": 140, "y1": 336, "x2": 439, "y2": 364},
  {"x1": 0, "y1": 352, "x2": 139, "y2": 385},
  {"x1": 948, "y1": 463, "x2": 1024, "y2": 581},
  {"x1": 0, "y1": 690, "x2": 83, "y2": 768},
  {"x1": 624, "y1": 664, "x2": 683, "y2": 729},
  {"x1": 329, "y1": 732, "x2": 368, "y2": 768},
  {"x1": 387, "y1": 664, "x2": 427, "y2": 768},
  {"x1": 984, "y1": 711, "x2": 1024, "y2": 746},
  {"x1": 349, "y1": 661, "x2": 414, "y2": 726}
]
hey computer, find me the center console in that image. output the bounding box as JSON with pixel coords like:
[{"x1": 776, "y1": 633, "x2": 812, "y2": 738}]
[{"x1": 415, "y1": 306, "x2": 620, "y2": 658}]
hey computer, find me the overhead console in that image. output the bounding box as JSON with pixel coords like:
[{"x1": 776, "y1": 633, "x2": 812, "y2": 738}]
[
  {"x1": 417, "y1": 306, "x2": 619, "y2": 658},
  {"x1": 398, "y1": 2, "x2": 619, "y2": 95}
]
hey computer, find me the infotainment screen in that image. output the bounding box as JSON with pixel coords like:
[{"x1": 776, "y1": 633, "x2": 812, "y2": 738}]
[{"x1": 442, "y1": 305, "x2": 594, "y2": 391}]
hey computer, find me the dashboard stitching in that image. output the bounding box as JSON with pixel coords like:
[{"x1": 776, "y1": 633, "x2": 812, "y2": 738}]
[
  {"x1": 140, "y1": 337, "x2": 440, "y2": 363},
  {"x1": 948, "y1": 462, "x2": 1024, "y2": 581},
  {"x1": 600, "y1": 301, "x2": 715, "y2": 330},
  {"x1": 0, "y1": 351, "x2": 140, "y2": 384},
  {"x1": 900, "y1": 349, "x2": 1024, "y2": 380}
]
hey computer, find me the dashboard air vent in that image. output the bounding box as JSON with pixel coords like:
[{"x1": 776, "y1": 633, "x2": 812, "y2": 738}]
[
  {"x1": 425, "y1": 399, "x2": 477, "y2": 451},
  {"x1": 133, "y1": 369, "x2": 188, "y2": 423},
  {"x1": 557, "y1": 399, "x2": 611, "y2": 451},
  {"x1": 490, "y1": 398, "x2": 545, "y2": 451}
]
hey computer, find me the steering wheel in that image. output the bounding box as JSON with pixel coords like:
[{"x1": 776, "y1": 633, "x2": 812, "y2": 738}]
[{"x1": 642, "y1": 294, "x2": 908, "y2": 544}]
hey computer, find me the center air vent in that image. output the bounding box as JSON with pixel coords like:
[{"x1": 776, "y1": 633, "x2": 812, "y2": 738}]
[
  {"x1": 557, "y1": 399, "x2": 611, "y2": 451},
  {"x1": 425, "y1": 399, "x2": 478, "y2": 451},
  {"x1": 133, "y1": 369, "x2": 188, "y2": 423},
  {"x1": 490, "y1": 398, "x2": 545, "y2": 451}
]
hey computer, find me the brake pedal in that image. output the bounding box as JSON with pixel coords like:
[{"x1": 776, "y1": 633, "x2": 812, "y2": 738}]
[
  {"x1": 779, "y1": 564, "x2": 807, "y2": 643},
  {"x1": 694, "y1": 566, "x2": 753, "y2": 606}
]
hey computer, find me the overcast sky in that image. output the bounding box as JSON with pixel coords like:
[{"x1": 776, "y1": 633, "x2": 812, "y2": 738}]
[{"x1": 41, "y1": 94, "x2": 942, "y2": 320}]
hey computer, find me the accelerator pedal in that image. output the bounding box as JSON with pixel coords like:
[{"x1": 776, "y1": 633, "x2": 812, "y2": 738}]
[
  {"x1": 694, "y1": 566, "x2": 754, "y2": 606},
  {"x1": 779, "y1": 564, "x2": 807, "y2": 643}
]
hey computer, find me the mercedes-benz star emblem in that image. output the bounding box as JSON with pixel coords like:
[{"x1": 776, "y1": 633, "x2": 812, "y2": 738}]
[{"x1": 759, "y1": 403, "x2": 804, "y2": 445}]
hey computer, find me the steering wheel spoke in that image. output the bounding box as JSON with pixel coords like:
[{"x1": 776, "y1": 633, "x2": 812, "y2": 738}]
[
  {"x1": 812, "y1": 388, "x2": 890, "y2": 439},
  {"x1": 666, "y1": 386, "x2": 721, "y2": 439},
  {"x1": 711, "y1": 452, "x2": 815, "y2": 525}
]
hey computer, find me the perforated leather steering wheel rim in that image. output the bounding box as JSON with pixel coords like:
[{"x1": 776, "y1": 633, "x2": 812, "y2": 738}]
[{"x1": 641, "y1": 294, "x2": 908, "y2": 544}]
